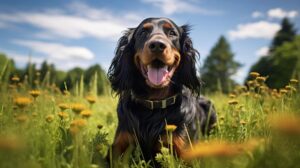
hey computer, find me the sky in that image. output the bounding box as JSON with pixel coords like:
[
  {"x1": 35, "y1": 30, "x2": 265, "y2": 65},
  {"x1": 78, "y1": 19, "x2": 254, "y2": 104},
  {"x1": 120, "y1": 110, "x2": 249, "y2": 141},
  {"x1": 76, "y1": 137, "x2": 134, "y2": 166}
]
[{"x1": 0, "y1": 0, "x2": 299, "y2": 83}]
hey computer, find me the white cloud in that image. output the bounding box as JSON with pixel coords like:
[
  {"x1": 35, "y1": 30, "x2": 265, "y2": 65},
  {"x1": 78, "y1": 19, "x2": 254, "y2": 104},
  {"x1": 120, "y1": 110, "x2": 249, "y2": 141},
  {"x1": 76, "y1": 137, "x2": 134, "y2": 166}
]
[
  {"x1": 255, "y1": 46, "x2": 269, "y2": 57},
  {"x1": 231, "y1": 68, "x2": 247, "y2": 84},
  {"x1": 13, "y1": 40, "x2": 95, "y2": 61},
  {"x1": 268, "y1": 8, "x2": 298, "y2": 19},
  {"x1": 0, "y1": 2, "x2": 141, "y2": 41},
  {"x1": 141, "y1": 0, "x2": 221, "y2": 15},
  {"x1": 252, "y1": 11, "x2": 264, "y2": 18},
  {"x1": 228, "y1": 21, "x2": 280, "y2": 40}
]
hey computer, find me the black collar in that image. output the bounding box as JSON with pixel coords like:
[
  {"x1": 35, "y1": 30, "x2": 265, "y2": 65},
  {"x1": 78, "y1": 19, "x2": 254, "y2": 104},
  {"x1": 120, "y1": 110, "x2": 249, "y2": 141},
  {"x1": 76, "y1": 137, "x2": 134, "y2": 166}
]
[{"x1": 131, "y1": 92, "x2": 179, "y2": 110}]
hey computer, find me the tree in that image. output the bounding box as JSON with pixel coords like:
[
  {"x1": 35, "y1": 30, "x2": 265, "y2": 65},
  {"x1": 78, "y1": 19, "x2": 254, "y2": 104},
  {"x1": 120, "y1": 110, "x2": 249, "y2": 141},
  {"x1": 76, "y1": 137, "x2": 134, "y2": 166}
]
[
  {"x1": 84, "y1": 64, "x2": 107, "y2": 95},
  {"x1": 246, "y1": 18, "x2": 298, "y2": 88},
  {"x1": 201, "y1": 36, "x2": 241, "y2": 93},
  {"x1": 270, "y1": 18, "x2": 297, "y2": 52}
]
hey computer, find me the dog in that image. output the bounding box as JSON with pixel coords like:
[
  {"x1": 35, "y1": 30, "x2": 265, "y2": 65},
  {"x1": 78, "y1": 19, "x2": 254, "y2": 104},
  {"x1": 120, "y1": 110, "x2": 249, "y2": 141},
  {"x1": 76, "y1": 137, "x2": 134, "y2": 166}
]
[{"x1": 107, "y1": 17, "x2": 217, "y2": 165}]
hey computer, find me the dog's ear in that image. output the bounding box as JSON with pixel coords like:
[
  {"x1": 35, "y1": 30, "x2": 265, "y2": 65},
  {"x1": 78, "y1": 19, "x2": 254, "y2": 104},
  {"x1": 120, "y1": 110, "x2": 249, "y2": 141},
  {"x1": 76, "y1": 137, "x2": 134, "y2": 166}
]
[
  {"x1": 107, "y1": 28, "x2": 136, "y2": 95},
  {"x1": 176, "y1": 25, "x2": 201, "y2": 95}
]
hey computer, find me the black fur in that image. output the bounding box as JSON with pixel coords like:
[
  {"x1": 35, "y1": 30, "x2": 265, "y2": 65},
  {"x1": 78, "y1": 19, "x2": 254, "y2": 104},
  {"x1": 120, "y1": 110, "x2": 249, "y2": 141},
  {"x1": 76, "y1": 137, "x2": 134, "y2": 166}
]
[{"x1": 107, "y1": 17, "x2": 217, "y2": 165}]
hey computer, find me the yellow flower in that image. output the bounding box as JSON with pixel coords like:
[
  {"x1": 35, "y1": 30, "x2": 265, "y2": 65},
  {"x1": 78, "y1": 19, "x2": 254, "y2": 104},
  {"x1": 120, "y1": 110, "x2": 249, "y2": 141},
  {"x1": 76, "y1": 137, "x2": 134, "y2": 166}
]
[
  {"x1": 165, "y1": 124, "x2": 177, "y2": 132},
  {"x1": 247, "y1": 80, "x2": 255, "y2": 87},
  {"x1": 0, "y1": 135, "x2": 23, "y2": 151},
  {"x1": 80, "y1": 110, "x2": 92, "y2": 118},
  {"x1": 58, "y1": 103, "x2": 69, "y2": 111},
  {"x1": 57, "y1": 112, "x2": 69, "y2": 119},
  {"x1": 86, "y1": 95, "x2": 97, "y2": 104},
  {"x1": 229, "y1": 94, "x2": 236, "y2": 98},
  {"x1": 250, "y1": 72, "x2": 260, "y2": 78},
  {"x1": 46, "y1": 114, "x2": 55, "y2": 123},
  {"x1": 16, "y1": 114, "x2": 28, "y2": 123},
  {"x1": 71, "y1": 119, "x2": 87, "y2": 128},
  {"x1": 29, "y1": 90, "x2": 41, "y2": 98},
  {"x1": 280, "y1": 89, "x2": 288, "y2": 94},
  {"x1": 71, "y1": 103, "x2": 86, "y2": 114},
  {"x1": 181, "y1": 139, "x2": 261, "y2": 160},
  {"x1": 11, "y1": 76, "x2": 20, "y2": 82},
  {"x1": 228, "y1": 99, "x2": 238, "y2": 105},
  {"x1": 270, "y1": 115, "x2": 300, "y2": 135},
  {"x1": 14, "y1": 97, "x2": 32, "y2": 109},
  {"x1": 290, "y1": 79, "x2": 298, "y2": 84},
  {"x1": 256, "y1": 76, "x2": 266, "y2": 83},
  {"x1": 240, "y1": 120, "x2": 247, "y2": 125}
]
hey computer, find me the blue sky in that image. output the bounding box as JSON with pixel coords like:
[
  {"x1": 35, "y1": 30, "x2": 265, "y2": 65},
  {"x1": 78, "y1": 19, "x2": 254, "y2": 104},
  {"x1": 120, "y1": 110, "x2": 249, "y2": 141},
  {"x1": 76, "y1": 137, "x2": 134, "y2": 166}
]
[{"x1": 0, "y1": 0, "x2": 299, "y2": 83}]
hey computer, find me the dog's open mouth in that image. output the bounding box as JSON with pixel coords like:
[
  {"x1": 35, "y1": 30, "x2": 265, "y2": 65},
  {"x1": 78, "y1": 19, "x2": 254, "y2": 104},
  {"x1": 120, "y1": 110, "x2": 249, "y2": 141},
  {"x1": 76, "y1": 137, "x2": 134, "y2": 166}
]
[{"x1": 140, "y1": 59, "x2": 176, "y2": 87}]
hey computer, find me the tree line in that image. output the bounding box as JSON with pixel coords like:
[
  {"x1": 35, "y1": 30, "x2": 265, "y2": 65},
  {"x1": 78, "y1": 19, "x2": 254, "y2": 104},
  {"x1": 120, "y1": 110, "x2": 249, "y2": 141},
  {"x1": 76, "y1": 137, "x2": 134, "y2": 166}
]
[{"x1": 0, "y1": 18, "x2": 299, "y2": 95}]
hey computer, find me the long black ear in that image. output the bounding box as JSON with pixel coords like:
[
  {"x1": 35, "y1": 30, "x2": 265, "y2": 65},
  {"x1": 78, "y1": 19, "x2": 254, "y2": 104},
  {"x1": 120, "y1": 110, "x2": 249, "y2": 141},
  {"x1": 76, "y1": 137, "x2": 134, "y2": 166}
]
[
  {"x1": 107, "y1": 28, "x2": 135, "y2": 95},
  {"x1": 176, "y1": 25, "x2": 201, "y2": 95}
]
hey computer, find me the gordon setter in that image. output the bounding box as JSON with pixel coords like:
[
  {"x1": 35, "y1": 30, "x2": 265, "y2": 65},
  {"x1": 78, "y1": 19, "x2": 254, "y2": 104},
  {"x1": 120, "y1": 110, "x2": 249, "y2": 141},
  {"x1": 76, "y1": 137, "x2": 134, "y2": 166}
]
[{"x1": 107, "y1": 17, "x2": 217, "y2": 165}]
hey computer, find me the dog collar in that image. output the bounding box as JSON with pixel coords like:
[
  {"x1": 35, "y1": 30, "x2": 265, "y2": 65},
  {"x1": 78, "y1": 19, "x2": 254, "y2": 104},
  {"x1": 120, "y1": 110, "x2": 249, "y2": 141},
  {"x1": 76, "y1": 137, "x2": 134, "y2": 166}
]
[{"x1": 131, "y1": 92, "x2": 179, "y2": 110}]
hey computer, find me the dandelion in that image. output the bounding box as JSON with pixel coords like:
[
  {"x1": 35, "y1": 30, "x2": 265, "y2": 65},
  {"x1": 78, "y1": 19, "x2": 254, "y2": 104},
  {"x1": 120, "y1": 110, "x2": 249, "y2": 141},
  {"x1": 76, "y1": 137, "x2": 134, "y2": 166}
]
[
  {"x1": 58, "y1": 103, "x2": 69, "y2": 111},
  {"x1": 290, "y1": 79, "x2": 298, "y2": 84},
  {"x1": 57, "y1": 111, "x2": 69, "y2": 120},
  {"x1": 29, "y1": 90, "x2": 41, "y2": 98},
  {"x1": 32, "y1": 112, "x2": 38, "y2": 117},
  {"x1": 165, "y1": 124, "x2": 177, "y2": 132},
  {"x1": 247, "y1": 80, "x2": 255, "y2": 87},
  {"x1": 80, "y1": 110, "x2": 92, "y2": 118},
  {"x1": 256, "y1": 76, "x2": 266, "y2": 83},
  {"x1": 11, "y1": 76, "x2": 20, "y2": 82},
  {"x1": 228, "y1": 99, "x2": 238, "y2": 105},
  {"x1": 250, "y1": 72, "x2": 260, "y2": 78},
  {"x1": 14, "y1": 97, "x2": 31, "y2": 109},
  {"x1": 71, "y1": 103, "x2": 86, "y2": 114},
  {"x1": 86, "y1": 95, "x2": 97, "y2": 105},
  {"x1": 46, "y1": 114, "x2": 55, "y2": 123}
]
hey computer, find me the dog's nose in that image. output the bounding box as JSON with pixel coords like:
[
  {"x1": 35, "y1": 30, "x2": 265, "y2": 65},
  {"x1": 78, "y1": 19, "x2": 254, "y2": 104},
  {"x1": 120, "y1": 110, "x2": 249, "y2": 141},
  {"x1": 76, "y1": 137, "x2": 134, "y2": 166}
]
[{"x1": 148, "y1": 41, "x2": 166, "y2": 53}]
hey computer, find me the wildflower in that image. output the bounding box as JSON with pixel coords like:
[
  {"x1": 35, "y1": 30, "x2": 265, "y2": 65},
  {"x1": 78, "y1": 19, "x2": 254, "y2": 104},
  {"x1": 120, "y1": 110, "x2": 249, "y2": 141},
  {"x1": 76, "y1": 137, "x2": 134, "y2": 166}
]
[
  {"x1": 71, "y1": 119, "x2": 87, "y2": 128},
  {"x1": 229, "y1": 94, "x2": 236, "y2": 98},
  {"x1": 270, "y1": 115, "x2": 300, "y2": 135},
  {"x1": 97, "y1": 124, "x2": 103, "y2": 129},
  {"x1": 86, "y1": 95, "x2": 97, "y2": 104},
  {"x1": 32, "y1": 112, "x2": 38, "y2": 117},
  {"x1": 11, "y1": 76, "x2": 20, "y2": 82},
  {"x1": 290, "y1": 79, "x2": 298, "y2": 84},
  {"x1": 285, "y1": 85, "x2": 292, "y2": 91},
  {"x1": 80, "y1": 110, "x2": 92, "y2": 118},
  {"x1": 181, "y1": 139, "x2": 261, "y2": 160},
  {"x1": 71, "y1": 103, "x2": 86, "y2": 114},
  {"x1": 14, "y1": 97, "x2": 31, "y2": 109},
  {"x1": 165, "y1": 124, "x2": 177, "y2": 132},
  {"x1": 16, "y1": 114, "x2": 28, "y2": 123},
  {"x1": 250, "y1": 72, "x2": 260, "y2": 78},
  {"x1": 57, "y1": 111, "x2": 69, "y2": 120},
  {"x1": 29, "y1": 90, "x2": 41, "y2": 98},
  {"x1": 280, "y1": 89, "x2": 288, "y2": 94},
  {"x1": 256, "y1": 76, "x2": 266, "y2": 83},
  {"x1": 58, "y1": 103, "x2": 69, "y2": 111},
  {"x1": 46, "y1": 114, "x2": 55, "y2": 123},
  {"x1": 247, "y1": 80, "x2": 255, "y2": 87},
  {"x1": 228, "y1": 99, "x2": 238, "y2": 105},
  {"x1": 0, "y1": 135, "x2": 23, "y2": 151},
  {"x1": 240, "y1": 120, "x2": 247, "y2": 125}
]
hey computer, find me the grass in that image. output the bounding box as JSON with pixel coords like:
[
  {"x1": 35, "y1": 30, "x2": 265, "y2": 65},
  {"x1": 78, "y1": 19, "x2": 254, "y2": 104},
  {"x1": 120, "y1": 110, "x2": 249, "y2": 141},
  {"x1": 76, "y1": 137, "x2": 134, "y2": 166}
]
[{"x1": 0, "y1": 74, "x2": 300, "y2": 168}]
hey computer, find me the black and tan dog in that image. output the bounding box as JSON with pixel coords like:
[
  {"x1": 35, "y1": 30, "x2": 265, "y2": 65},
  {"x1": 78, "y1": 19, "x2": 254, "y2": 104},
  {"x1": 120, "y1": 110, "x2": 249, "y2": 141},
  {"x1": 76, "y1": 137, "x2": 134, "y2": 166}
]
[{"x1": 107, "y1": 17, "x2": 217, "y2": 165}]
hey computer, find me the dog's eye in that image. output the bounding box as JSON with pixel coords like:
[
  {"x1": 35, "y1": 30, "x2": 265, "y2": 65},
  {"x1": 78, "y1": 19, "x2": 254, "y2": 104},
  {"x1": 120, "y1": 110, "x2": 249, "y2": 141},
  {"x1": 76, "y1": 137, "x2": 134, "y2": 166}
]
[{"x1": 169, "y1": 30, "x2": 177, "y2": 36}]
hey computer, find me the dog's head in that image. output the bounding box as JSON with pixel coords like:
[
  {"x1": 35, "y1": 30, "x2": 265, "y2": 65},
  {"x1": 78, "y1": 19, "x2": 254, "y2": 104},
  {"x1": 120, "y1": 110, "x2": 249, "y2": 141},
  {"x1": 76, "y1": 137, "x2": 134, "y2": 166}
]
[{"x1": 108, "y1": 17, "x2": 200, "y2": 95}]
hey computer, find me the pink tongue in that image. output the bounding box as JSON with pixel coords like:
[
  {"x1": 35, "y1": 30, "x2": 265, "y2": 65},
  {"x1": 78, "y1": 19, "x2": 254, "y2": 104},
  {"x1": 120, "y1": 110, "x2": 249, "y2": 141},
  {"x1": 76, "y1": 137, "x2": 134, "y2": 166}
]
[{"x1": 147, "y1": 66, "x2": 168, "y2": 85}]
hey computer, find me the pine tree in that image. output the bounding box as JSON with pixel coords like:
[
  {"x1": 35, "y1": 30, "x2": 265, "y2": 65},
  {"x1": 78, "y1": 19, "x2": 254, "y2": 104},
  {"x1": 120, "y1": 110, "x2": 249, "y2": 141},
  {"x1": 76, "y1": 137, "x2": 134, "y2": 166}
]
[
  {"x1": 201, "y1": 36, "x2": 241, "y2": 93},
  {"x1": 246, "y1": 18, "x2": 297, "y2": 88},
  {"x1": 270, "y1": 18, "x2": 296, "y2": 52}
]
